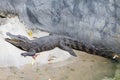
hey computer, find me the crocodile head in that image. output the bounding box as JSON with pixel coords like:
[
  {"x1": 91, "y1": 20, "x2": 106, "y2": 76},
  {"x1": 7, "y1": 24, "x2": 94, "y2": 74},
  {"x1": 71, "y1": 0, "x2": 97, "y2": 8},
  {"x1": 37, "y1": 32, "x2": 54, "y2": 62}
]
[{"x1": 5, "y1": 38, "x2": 31, "y2": 51}]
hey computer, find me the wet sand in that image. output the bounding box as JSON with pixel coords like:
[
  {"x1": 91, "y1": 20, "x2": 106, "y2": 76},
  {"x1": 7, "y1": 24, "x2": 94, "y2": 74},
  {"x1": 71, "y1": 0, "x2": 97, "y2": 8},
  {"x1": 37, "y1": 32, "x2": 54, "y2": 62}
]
[{"x1": 0, "y1": 50, "x2": 116, "y2": 80}]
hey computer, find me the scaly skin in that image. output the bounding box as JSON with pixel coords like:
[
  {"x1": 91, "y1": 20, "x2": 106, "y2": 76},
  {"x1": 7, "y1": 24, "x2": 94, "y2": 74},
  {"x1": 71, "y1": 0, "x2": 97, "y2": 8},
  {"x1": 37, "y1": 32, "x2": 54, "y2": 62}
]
[{"x1": 5, "y1": 32, "x2": 120, "y2": 61}]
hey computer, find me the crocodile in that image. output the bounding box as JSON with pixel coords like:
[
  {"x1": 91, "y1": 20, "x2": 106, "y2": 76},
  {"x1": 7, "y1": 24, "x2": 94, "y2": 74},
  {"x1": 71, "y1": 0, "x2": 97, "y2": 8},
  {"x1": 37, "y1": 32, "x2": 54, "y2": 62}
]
[
  {"x1": 1, "y1": 0, "x2": 120, "y2": 59},
  {"x1": 5, "y1": 32, "x2": 120, "y2": 61}
]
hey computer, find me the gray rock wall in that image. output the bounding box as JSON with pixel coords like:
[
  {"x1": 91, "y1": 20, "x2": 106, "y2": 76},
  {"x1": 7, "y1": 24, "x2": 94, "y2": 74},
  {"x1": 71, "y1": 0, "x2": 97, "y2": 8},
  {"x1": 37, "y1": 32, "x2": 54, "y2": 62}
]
[{"x1": 0, "y1": 0, "x2": 120, "y2": 53}]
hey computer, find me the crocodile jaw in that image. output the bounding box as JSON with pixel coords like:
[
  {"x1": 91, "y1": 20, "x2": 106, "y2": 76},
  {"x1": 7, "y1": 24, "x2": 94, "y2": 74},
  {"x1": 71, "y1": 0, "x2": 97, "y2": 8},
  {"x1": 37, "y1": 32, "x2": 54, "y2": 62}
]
[{"x1": 5, "y1": 38, "x2": 25, "y2": 50}]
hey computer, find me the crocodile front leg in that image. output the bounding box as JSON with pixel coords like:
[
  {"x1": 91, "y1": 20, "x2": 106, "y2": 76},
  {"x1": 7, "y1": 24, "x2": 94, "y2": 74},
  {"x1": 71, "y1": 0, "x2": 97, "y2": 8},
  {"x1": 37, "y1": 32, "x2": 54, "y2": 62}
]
[
  {"x1": 21, "y1": 49, "x2": 39, "y2": 59},
  {"x1": 21, "y1": 49, "x2": 36, "y2": 57}
]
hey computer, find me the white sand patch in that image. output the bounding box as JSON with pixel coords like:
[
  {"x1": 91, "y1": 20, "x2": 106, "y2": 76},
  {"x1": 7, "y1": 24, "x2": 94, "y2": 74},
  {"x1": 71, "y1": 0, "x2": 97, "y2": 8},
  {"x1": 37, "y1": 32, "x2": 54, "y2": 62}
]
[
  {"x1": 35, "y1": 47, "x2": 71, "y2": 64},
  {"x1": 0, "y1": 17, "x2": 28, "y2": 37},
  {"x1": 0, "y1": 17, "x2": 71, "y2": 67}
]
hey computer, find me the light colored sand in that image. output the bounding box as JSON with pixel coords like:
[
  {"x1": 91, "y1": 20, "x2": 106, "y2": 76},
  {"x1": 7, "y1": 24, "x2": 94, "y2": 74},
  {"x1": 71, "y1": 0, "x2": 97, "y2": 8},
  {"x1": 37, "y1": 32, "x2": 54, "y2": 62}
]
[{"x1": 0, "y1": 51, "x2": 116, "y2": 80}]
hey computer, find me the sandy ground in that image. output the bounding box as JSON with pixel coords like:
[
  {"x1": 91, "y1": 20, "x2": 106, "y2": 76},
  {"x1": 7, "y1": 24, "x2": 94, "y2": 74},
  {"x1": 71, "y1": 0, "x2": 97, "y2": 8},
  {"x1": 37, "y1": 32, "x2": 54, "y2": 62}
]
[
  {"x1": 0, "y1": 51, "x2": 116, "y2": 80},
  {"x1": 0, "y1": 17, "x2": 117, "y2": 80}
]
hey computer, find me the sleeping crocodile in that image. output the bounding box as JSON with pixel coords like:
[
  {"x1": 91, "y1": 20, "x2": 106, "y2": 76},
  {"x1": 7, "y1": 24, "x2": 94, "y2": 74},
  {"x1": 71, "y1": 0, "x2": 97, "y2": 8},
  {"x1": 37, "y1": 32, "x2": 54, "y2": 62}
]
[{"x1": 5, "y1": 32, "x2": 120, "y2": 61}]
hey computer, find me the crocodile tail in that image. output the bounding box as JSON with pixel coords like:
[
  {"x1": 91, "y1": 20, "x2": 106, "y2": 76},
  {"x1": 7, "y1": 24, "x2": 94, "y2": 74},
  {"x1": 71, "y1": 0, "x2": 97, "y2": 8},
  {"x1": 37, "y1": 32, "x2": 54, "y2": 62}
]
[
  {"x1": 73, "y1": 41, "x2": 119, "y2": 60},
  {"x1": 65, "y1": 38, "x2": 119, "y2": 61},
  {"x1": 70, "y1": 40, "x2": 97, "y2": 54},
  {"x1": 80, "y1": 44, "x2": 120, "y2": 61}
]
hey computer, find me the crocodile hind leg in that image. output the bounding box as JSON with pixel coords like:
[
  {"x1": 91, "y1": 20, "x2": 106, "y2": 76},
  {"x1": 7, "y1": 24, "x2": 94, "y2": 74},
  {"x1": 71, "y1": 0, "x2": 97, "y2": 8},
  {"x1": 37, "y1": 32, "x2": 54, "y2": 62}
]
[{"x1": 59, "y1": 41, "x2": 77, "y2": 57}]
